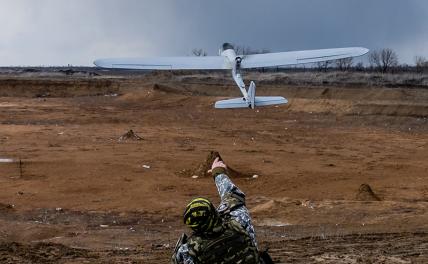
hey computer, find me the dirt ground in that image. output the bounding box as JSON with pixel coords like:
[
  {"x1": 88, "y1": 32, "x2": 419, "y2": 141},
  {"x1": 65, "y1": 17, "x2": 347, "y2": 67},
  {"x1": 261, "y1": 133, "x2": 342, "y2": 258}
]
[{"x1": 0, "y1": 72, "x2": 428, "y2": 263}]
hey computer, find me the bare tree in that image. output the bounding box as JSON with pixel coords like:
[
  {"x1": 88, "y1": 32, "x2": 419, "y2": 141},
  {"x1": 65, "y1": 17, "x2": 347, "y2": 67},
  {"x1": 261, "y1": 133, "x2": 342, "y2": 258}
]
[
  {"x1": 192, "y1": 48, "x2": 207, "y2": 57},
  {"x1": 369, "y1": 48, "x2": 398, "y2": 73},
  {"x1": 234, "y1": 44, "x2": 270, "y2": 55},
  {"x1": 368, "y1": 51, "x2": 379, "y2": 69},
  {"x1": 317, "y1": 61, "x2": 332, "y2": 72},
  {"x1": 242, "y1": 46, "x2": 254, "y2": 55},
  {"x1": 415, "y1": 56, "x2": 428, "y2": 72},
  {"x1": 234, "y1": 45, "x2": 252, "y2": 55},
  {"x1": 233, "y1": 45, "x2": 243, "y2": 55},
  {"x1": 381, "y1": 48, "x2": 398, "y2": 72},
  {"x1": 355, "y1": 62, "x2": 365, "y2": 72},
  {"x1": 335, "y1": 57, "x2": 354, "y2": 71}
]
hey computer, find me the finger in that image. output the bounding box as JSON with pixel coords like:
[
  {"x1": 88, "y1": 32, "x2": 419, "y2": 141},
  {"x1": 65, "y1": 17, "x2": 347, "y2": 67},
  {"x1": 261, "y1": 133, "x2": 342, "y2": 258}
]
[{"x1": 213, "y1": 157, "x2": 219, "y2": 163}]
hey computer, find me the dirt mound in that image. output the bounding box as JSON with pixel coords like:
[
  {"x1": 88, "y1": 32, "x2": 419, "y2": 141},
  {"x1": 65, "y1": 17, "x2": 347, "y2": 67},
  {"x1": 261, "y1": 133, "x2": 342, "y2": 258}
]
[
  {"x1": 356, "y1": 184, "x2": 381, "y2": 201},
  {"x1": 0, "y1": 242, "x2": 93, "y2": 263},
  {"x1": 177, "y1": 151, "x2": 253, "y2": 178},
  {"x1": 118, "y1": 130, "x2": 143, "y2": 141}
]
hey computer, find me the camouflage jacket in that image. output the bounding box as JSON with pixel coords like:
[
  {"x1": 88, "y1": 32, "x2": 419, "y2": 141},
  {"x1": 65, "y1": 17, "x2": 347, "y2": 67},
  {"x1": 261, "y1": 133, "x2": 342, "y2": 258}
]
[{"x1": 173, "y1": 172, "x2": 258, "y2": 264}]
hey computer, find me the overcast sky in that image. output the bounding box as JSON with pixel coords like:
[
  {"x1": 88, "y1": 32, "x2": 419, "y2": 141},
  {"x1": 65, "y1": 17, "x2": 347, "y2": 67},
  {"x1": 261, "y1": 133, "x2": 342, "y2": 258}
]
[{"x1": 0, "y1": 0, "x2": 427, "y2": 66}]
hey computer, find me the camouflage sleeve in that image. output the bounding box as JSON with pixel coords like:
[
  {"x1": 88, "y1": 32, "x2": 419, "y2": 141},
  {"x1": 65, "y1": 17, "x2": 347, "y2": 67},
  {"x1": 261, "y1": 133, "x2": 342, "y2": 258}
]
[
  {"x1": 174, "y1": 244, "x2": 195, "y2": 264},
  {"x1": 215, "y1": 172, "x2": 245, "y2": 201},
  {"x1": 214, "y1": 173, "x2": 258, "y2": 248}
]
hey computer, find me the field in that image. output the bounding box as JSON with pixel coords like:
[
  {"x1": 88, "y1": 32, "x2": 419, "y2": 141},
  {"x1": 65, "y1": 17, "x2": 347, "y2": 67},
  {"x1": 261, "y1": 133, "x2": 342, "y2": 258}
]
[{"x1": 0, "y1": 70, "x2": 428, "y2": 263}]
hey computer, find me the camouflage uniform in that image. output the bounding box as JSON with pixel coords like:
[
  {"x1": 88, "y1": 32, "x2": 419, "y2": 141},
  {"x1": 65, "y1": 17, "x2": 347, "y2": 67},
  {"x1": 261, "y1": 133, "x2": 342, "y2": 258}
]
[{"x1": 174, "y1": 169, "x2": 258, "y2": 264}]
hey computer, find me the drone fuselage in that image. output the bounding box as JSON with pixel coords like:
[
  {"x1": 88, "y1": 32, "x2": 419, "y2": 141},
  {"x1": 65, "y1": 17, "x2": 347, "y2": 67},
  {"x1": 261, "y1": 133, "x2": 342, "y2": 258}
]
[{"x1": 220, "y1": 43, "x2": 251, "y2": 107}]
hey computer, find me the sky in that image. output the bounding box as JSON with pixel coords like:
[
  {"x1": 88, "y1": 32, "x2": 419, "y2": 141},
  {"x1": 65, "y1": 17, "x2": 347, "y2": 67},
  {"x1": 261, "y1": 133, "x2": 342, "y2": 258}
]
[{"x1": 0, "y1": 0, "x2": 427, "y2": 66}]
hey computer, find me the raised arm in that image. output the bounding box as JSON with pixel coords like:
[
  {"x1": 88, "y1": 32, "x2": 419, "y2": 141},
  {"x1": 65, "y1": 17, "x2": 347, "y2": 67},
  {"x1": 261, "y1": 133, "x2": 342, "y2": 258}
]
[
  {"x1": 210, "y1": 158, "x2": 246, "y2": 202},
  {"x1": 210, "y1": 158, "x2": 258, "y2": 247}
]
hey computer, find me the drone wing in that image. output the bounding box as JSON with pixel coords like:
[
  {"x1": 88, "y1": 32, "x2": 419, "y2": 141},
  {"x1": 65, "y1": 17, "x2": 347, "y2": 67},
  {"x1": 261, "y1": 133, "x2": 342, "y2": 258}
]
[
  {"x1": 94, "y1": 56, "x2": 230, "y2": 70},
  {"x1": 241, "y1": 47, "x2": 369, "y2": 69}
]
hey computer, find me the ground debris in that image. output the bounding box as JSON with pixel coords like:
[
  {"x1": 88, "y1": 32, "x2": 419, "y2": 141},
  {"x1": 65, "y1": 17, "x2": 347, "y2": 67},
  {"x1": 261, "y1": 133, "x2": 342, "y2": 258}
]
[
  {"x1": 0, "y1": 203, "x2": 15, "y2": 211},
  {"x1": 118, "y1": 130, "x2": 143, "y2": 142}
]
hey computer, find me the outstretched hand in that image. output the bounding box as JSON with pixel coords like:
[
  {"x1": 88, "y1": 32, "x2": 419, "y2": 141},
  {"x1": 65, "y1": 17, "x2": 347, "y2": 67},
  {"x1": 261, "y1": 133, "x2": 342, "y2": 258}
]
[{"x1": 208, "y1": 157, "x2": 227, "y2": 173}]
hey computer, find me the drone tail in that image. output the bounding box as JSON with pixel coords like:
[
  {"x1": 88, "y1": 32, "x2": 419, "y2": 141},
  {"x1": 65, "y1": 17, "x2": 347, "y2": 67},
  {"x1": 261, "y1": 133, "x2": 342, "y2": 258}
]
[{"x1": 215, "y1": 96, "x2": 288, "y2": 109}]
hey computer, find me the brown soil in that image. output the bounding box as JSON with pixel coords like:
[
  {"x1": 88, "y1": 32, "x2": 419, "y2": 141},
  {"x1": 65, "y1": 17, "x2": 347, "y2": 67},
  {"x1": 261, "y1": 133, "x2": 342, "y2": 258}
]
[
  {"x1": 0, "y1": 242, "x2": 93, "y2": 264},
  {"x1": 1, "y1": 73, "x2": 428, "y2": 263}
]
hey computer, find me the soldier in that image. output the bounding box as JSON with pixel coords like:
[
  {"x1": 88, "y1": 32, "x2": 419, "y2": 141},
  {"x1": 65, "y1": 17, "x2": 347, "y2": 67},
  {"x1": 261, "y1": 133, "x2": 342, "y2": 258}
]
[{"x1": 172, "y1": 157, "x2": 273, "y2": 264}]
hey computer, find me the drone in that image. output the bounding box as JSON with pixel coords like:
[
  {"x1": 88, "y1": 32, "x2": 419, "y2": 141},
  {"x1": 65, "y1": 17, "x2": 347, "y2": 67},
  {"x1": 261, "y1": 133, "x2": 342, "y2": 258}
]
[{"x1": 95, "y1": 43, "x2": 368, "y2": 109}]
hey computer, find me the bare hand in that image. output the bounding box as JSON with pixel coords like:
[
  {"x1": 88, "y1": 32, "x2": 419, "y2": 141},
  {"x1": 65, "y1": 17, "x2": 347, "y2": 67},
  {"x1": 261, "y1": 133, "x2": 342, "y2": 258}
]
[{"x1": 208, "y1": 157, "x2": 227, "y2": 173}]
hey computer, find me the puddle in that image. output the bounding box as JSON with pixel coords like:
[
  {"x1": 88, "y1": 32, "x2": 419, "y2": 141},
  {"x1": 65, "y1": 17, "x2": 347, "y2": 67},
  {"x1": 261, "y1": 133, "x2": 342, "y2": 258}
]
[{"x1": 0, "y1": 158, "x2": 14, "y2": 163}]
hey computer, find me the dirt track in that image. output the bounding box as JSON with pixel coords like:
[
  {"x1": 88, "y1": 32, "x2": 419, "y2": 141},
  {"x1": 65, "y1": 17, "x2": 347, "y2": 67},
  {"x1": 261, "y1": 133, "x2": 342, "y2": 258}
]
[{"x1": 0, "y1": 72, "x2": 428, "y2": 263}]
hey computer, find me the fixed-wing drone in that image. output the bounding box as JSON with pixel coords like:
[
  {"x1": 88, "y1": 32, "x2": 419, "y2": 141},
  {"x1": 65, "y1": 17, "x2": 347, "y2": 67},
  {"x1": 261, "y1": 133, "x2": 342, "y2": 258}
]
[{"x1": 94, "y1": 43, "x2": 368, "y2": 109}]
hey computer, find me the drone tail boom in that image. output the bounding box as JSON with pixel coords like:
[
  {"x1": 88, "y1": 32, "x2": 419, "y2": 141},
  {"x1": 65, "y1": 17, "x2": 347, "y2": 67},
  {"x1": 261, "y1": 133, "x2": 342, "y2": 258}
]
[{"x1": 248, "y1": 81, "x2": 256, "y2": 109}]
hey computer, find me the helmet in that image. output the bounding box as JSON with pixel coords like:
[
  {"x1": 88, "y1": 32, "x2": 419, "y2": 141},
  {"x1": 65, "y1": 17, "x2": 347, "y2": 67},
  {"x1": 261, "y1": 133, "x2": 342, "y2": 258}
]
[{"x1": 184, "y1": 198, "x2": 218, "y2": 233}]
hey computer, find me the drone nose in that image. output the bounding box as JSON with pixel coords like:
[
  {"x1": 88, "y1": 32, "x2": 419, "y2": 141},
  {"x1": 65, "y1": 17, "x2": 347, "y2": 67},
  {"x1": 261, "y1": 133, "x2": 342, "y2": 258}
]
[{"x1": 222, "y1": 43, "x2": 235, "y2": 51}]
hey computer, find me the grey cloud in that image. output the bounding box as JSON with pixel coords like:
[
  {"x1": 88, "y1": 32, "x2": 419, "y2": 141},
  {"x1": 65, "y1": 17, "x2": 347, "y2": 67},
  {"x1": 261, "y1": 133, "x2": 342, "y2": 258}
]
[{"x1": 0, "y1": 0, "x2": 427, "y2": 66}]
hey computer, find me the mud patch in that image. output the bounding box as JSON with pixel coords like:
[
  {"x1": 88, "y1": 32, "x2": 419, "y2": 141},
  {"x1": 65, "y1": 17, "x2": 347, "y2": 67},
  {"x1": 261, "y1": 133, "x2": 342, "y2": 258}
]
[
  {"x1": 0, "y1": 242, "x2": 95, "y2": 264},
  {"x1": 263, "y1": 232, "x2": 428, "y2": 264}
]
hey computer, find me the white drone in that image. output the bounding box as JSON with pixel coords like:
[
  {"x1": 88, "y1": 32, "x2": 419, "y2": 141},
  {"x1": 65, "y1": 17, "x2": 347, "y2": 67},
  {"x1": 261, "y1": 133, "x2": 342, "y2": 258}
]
[{"x1": 95, "y1": 43, "x2": 368, "y2": 109}]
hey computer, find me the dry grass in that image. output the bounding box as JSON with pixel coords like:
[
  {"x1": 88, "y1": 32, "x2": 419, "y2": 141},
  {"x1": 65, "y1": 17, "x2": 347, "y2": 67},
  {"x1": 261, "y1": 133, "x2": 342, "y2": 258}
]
[{"x1": 174, "y1": 71, "x2": 428, "y2": 89}]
